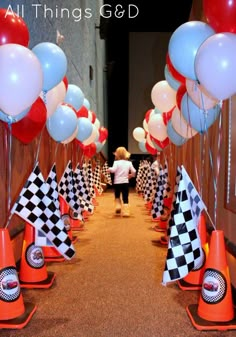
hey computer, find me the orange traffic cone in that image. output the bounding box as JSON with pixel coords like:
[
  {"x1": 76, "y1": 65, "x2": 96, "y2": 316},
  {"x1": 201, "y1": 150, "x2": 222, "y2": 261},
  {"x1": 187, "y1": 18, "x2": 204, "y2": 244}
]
[
  {"x1": 19, "y1": 223, "x2": 56, "y2": 289},
  {"x1": 0, "y1": 228, "x2": 36, "y2": 329},
  {"x1": 59, "y1": 195, "x2": 83, "y2": 232},
  {"x1": 186, "y1": 229, "x2": 236, "y2": 331},
  {"x1": 43, "y1": 245, "x2": 65, "y2": 262},
  {"x1": 178, "y1": 214, "x2": 209, "y2": 290}
]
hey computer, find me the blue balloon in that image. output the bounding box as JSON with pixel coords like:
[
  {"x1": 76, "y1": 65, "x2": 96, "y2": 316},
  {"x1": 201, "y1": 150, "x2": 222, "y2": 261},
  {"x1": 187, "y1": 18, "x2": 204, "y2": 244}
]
[
  {"x1": 168, "y1": 21, "x2": 215, "y2": 80},
  {"x1": 0, "y1": 106, "x2": 30, "y2": 124},
  {"x1": 95, "y1": 141, "x2": 104, "y2": 153},
  {"x1": 164, "y1": 65, "x2": 181, "y2": 91},
  {"x1": 83, "y1": 98, "x2": 90, "y2": 110},
  {"x1": 138, "y1": 140, "x2": 148, "y2": 153},
  {"x1": 64, "y1": 84, "x2": 85, "y2": 111},
  {"x1": 76, "y1": 117, "x2": 93, "y2": 142},
  {"x1": 32, "y1": 42, "x2": 67, "y2": 91},
  {"x1": 181, "y1": 93, "x2": 221, "y2": 133},
  {"x1": 46, "y1": 104, "x2": 77, "y2": 142},
  {"x1": 167, "y1": 120, "x2": 188, "y2": 146}
]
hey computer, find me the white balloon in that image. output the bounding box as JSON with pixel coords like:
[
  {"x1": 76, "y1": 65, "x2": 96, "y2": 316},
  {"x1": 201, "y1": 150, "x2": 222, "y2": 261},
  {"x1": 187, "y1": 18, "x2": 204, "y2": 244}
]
[
  {"x1": 133, "y1": 127, "x2": 146, "y2": 141},
  {"x1": 151, "y1": 80, "x2": 176, "y2": 112}
]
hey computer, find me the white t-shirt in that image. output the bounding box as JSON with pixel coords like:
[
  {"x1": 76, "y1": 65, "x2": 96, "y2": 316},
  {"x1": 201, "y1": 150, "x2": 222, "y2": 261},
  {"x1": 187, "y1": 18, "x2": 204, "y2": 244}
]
[{"x1": 108, "y1": 160, "x2": 136, "y2": 184}]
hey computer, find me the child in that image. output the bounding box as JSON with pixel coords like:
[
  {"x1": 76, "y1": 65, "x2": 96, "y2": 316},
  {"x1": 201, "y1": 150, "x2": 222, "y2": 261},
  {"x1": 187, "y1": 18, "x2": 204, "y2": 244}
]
[{"x1": 108, "y1": 146, "x2": 136, "y2": 217}]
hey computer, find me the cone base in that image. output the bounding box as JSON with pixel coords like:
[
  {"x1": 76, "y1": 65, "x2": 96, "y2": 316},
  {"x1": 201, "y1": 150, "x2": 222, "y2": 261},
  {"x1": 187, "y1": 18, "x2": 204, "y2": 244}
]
[
  {"x1": 0, "y1": 302, "x2": 37, "y2": 329},
  {"x1": 153, "y1": 226, "x2": 165, "y2": 232},
  {"x1": 178, "y1": 278, "x2": 202, "y2": 291},
  {"x1": 20, "y1": 271, "x2": 56, "y2": 289},
  {"x1": 160, "y1": 236, "x2": 168, "y2": 245},
  {"x1": 186, "y1": 304, "x2": 236, "y2": 331}
]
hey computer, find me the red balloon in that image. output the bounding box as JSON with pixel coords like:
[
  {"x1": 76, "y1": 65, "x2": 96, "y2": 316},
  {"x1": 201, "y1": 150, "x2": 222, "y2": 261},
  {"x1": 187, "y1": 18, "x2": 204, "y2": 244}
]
[
  {"x1": 98, "y1": 127, "x2": 108, "y2": 142},
  {"x1": 0, "y1": 9, "x2": 29, "y2": 46},
  {"x1": 151, "y1": 136, "x2": 170, "y2": 150},
  {"x1": 203, "y1": 0, "x2": 236, "y2": 33},
  {"x1": 77, "y1": 105, "x2": 88, "y2": 118},
  {"x1": 162, "y1": 106, "x2": 175, "y2": 126},
  {"x1": 83, "y1": 143, "x2": 96, "y2": 158},
  {"x1": 61, "y1": 102, "x2": 77, "y2": 114},
  {"x1": 144, "y1": 109, "x2": 153, "y2": 123},
  {"x1": 166, "y1": 53, "x2": 186, "y2": 85},
  {"x1": 89, "y1": 110, "x2": 97, "y2": 123},
  {"x1": 10, "y1": 97, "x2": 47, "y2": 144},
  {"x1": 176, "y1": 84, "x2": 186, "y2": 110},
  {"x1": 145, "y1": 141, "x2": 157, "y2": 155},
  {"x1": 62, "y1": 76, "x2": 69, "y2": 90}
]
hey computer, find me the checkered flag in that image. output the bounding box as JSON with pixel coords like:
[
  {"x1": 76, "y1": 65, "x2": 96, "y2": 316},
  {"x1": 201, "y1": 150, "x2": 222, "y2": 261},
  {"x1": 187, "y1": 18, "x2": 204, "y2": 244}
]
[
  {"x1": 35, "y1": 163, "x2": 59, "y2": 247},
  {"x1": 11, "y1": 163, "x2": 75, "y2": 260},
  {"x1": 143, "y1": 163, "x2": 155, "y2": 202},
  {"x1": 58, "y1": 161, "x2": 83, "y2": 219},
  {"x1": 83, "y1": 161, "x2": 95, "y2": 199},
  {"x1": 162, "y1": 165, "x2": 206, "y2": 285},
  {"x1": 74, "y1": 163, "x2": 94, "y2": 213},
  {"x1": 102, "y1": 161, "x2": 112, "y2": 185},
  {"x1": 136, "y1": 160, "x2": 149, "y2": 195},
  {"x1": 151, "y1": 164, "x2": 165, "y2": 219},
  {"x1": 93, "y1": 161, "x2": 103, "y2": 195},
  {"x1": 163, "y1": 160, "x2": 171, "y2": 198}
]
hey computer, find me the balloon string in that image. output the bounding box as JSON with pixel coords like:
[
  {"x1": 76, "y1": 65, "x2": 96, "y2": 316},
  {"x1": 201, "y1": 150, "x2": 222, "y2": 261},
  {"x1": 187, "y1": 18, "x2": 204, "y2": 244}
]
[{"x1": 5, "y1": 123, "x2": 13, "y2": 228}]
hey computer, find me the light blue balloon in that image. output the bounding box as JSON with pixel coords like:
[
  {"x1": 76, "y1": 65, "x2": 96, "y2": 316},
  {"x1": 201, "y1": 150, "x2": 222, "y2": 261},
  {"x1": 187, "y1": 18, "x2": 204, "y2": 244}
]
[
  {"x1": 32, "y1": 42, "x2": 67, "y2": 91},
  {"x1": 138, "y1": 140, "x2": 148, "y2": 153},
  {"x1": 46, "y1": 104, "x2": 77, "y2": 142},
  {"x1": 181, "y1": 93, "x2": 221, "y2": 133},
  {"x1": 168, "y1": 21, "x2": 215, "y2": 80},
  {"x1": 83, "y1": 98, "x2": 90, "y2": 110},
  {"x1": 95, "y1": 141, "x2": 104, "y2": 153},
  {"x1": 64, "y1": 84, "x2": 85, "y2": 111},
  {"x1": 164, "y1": 65, "x2": 181, "y2": 91},
  {"x1": 167, "y1": 120, "x2": 188, "y2": 146},
  {"x1": 76, "y1": 117, "x2": 93, "y2": 142},
  {"x1": 0, "y1": 106, "x2": 30, "y2": 124}
]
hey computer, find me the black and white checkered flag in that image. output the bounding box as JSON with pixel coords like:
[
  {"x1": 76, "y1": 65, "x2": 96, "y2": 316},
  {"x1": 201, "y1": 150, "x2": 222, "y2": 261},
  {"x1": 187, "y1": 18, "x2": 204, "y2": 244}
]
[
  {"x1": 102, "y1": 161, "x2": 112, "y2": 185},
  {"x1": 162, "y1": 165, "x2": 206, "y2": 285},
  {"x1": 74, "y1": 163, "x2": 94, "y2": 213},
  {"x1": 93, "y1": 161, "x2": 103, "y2": 195},
  {"x1": 58, "y1": 161, "x2": 83, "y2": 219},
  {"x1": 11, "y1": 163, "x2": 75, "y2": 260},
  {"x1": 35, "y1": 163, "x2": 59, "y2": 247},
  {"x1": 151, "y1": 164, "x2": 165, "y2": 219}
]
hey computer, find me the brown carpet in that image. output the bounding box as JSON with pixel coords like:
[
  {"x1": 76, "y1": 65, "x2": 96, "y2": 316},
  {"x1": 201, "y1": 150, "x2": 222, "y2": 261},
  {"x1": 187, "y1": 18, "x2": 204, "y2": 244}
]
[{"x1": 1, "y1": 189, "x2": 235, "y2": 337}]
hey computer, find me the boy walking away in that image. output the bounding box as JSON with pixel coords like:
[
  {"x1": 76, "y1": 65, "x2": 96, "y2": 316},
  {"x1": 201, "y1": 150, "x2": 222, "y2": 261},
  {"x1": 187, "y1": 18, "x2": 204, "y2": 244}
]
[{"x1": 108, "y1": 147, "x2": 136, "y2": 217}]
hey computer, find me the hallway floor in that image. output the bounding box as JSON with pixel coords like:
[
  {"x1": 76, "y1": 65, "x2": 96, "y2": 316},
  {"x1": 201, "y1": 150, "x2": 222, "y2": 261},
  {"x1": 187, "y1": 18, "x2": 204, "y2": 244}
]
[{"x1": 1, "y1": 189, "x2": 235, "y2": 337}]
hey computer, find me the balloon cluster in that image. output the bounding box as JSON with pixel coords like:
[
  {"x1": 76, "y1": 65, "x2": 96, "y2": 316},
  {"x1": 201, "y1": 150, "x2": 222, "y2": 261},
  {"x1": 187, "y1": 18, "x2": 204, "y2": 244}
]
[
  {"x1": 133, "y1": 2, "x2": 236, "y2": 152},
  {"x1": 0, "y1": 8, "x2": 108, "y2": 158}
]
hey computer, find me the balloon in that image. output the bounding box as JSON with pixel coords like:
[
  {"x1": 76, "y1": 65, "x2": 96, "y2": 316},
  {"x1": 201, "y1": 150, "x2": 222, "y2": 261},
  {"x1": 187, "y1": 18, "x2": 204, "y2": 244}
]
[
  {"x1": 0, "y1": 44, "x2": 43, "y2": 116},
  {"x1": 61, "y1": 125, "x2": 78, "y2": 144},
  {"x1": 95, "y1": 141, "x2": 104, "y2": 153},
  {"x1": 62, "y1": 76, "x2": 69, "y2": 90},
  {"x1": 64, "y1": 84, "x2": 84, "y2": 111},
  {"x1": 181, "y1": 93, "x2": 221, "y2": 133},
  {"x1": 150, "y1": 135, "x2": 169, "y2": 150},
  {"x1": 162, "y1": 106, "x2": 175, "y2": 126},
  {"x1": 167, "y1": 120, "x2": 187, "y2": 146},
  {"x1": 94, "y1": 118, "x2": 101, "y2": 129},
  {"x1": 41, "y1": 80, "x2": 67, "y2": 118},
  {"x1": 83, "y1": 124, "x2": 99, "y2": 146},
  {"x1": 168, "y1": 21, "x2": 215, "y2": 80},
  {"x1": 138, "y1": 140, "x2": 148, "y2": 153},
  {"x1": 10, "y1": 97, "x2": 47, "y2": 144},
  {"x1": 76, "y1": 117, "x2": 93, "y2": 142},
  {"x1": 164, "y1": 65, "x2": 181, "y2": 91},
  {"x1": 203, "y1": 0, "x2": 236, "y2": 33},
  {"x1": 83, "y1": 143, "x2": 96, "y2": 158},
  {"x1": 144, "y1": 108, "x2": 154, "y2": 123},
  {"x1": 0, "y1": 8, "x2": 29, "y2": 46},
  {"x1": 171, "y1": 106, "x2": 198, "y2": 139},
  {"x1": 77, "y1": 105, "x2": 89, "y2": 118},
  {"x1": 151, "y1": 80, "x2": 176, "y2": 112},
  {"x1": 186, "y1": 78, "x2": 219, "y2": 110},
  {"x1": 0, "y1": 107, "x2": 29, "y2": 124},
  {"x1": 195, "y1": 32, "x2": 236, "y2": 100},
  {"x1": 133, "y1": 127, "x2": 145, "y2": 142},
  {"x1": 98, "y1": 127, "x2": 108, "y2": 142},
  {"x1": 176, "y1": 83, "x2": 187, "y2": 110},
  {"x1": 166, "y1": 53, "x2": 186, "y2": 84},
  {"x1": 83, "y1": 98, "x2": 90, "y2": 110},
  {"x1": 145, "y1": 140, "x2": 157, "y2": 155},
  {"x1": 88, "y1": 110, "x2": 97, "y2": 123},
  {"x1": 148, "y1": 113, "x2": 168, "y2": 141},
  {"x1": 46, "y1": 104, "x2": 77, "y2": 142},
  {"x1": 32, "y1": 42, "x2": 67, "y2": 91}
]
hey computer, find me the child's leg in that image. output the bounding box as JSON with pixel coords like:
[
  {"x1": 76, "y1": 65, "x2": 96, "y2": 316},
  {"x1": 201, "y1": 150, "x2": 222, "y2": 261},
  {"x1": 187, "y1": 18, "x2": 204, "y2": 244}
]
[
  {"x1": 122, "y1": 184, "x2": 130, "y2": 217},
  {"x1": 114, "y1": 184, "x2": 121, "y2": 214}
]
